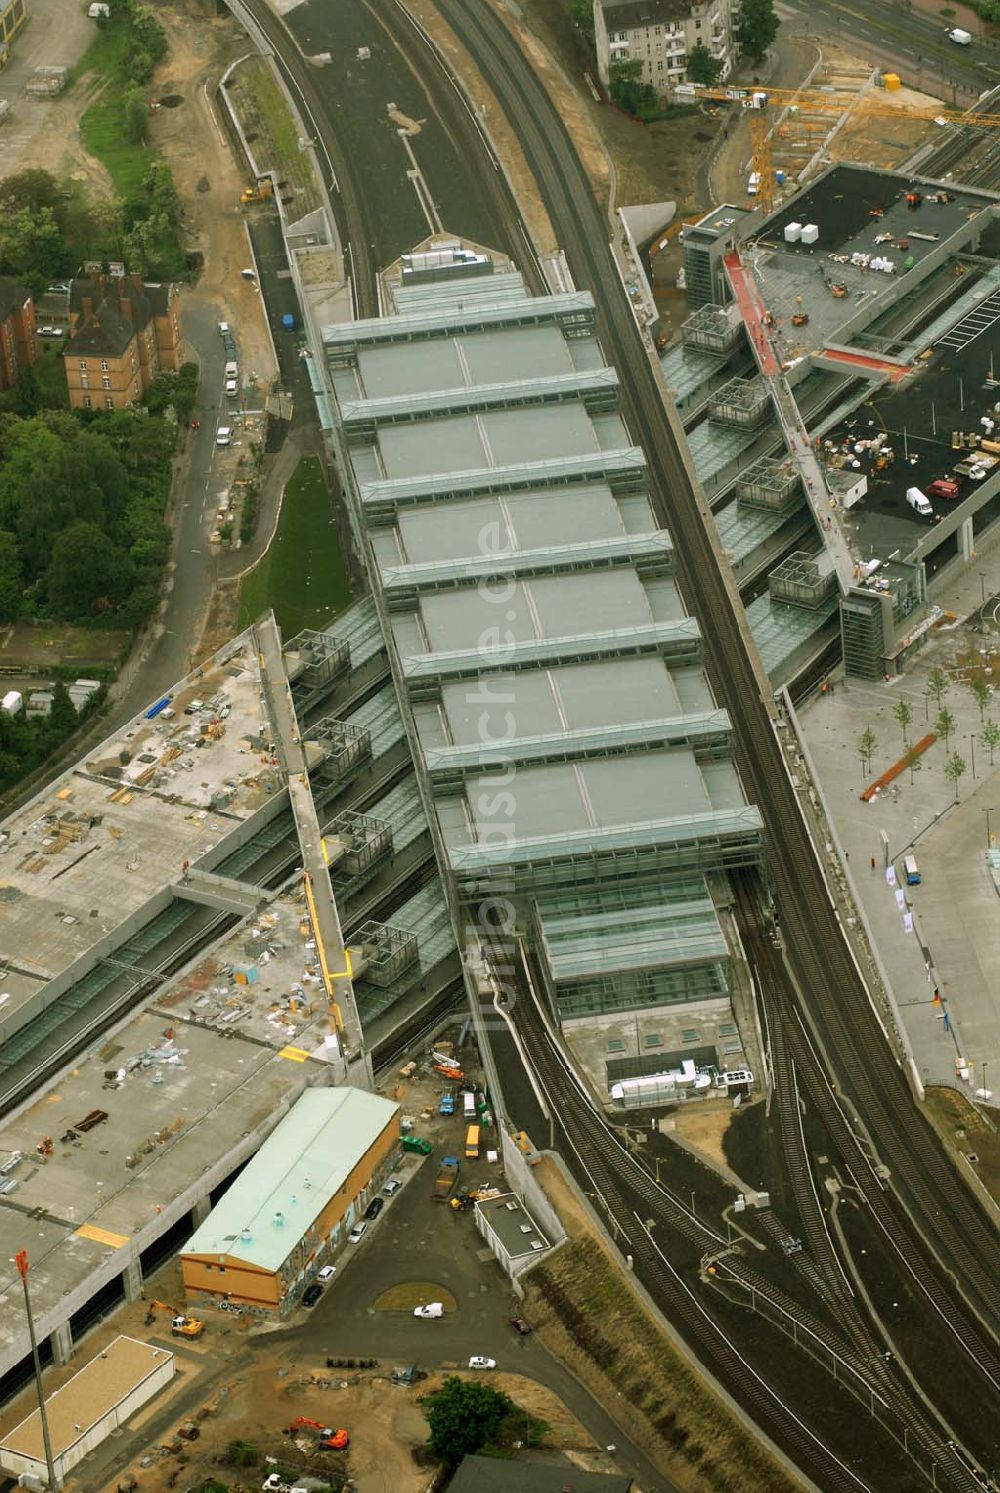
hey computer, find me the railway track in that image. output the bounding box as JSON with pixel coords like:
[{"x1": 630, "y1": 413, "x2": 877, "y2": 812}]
[
  {"x1": 425, "y1": 0, "x2": 1000, "y2": 1477},
  {"x1": 498, "y1": 945, "x2": 969, "y2": 1491}
]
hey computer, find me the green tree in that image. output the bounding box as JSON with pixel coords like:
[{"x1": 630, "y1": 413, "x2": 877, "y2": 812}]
[
  {"x1": 609, "y1": 59, "x2": 659, "y2": 120},
  {"x1": 944, "y1": 750, "x2": 967, "y2": 801},
  {"x1": 927, "y1": 666, "x2": 950, "y2": 707},
  {"x1": 893, "y1": 698, "x2": 912, "y2": 748},
  {"x1": 0, "y1": 205, "x2": 68, "y2": 287},
  {"x1": 0, "y1": 169, "x2": 64, "y2": 219},
  {"x1": 736, "y1": 0, "x2": 778, "y2": 61},
  {"x1": 123, "y1": 84, "x2": 149, "y2": 145},
  {"x1": 424, "y1": 1376, "x2": 513, "y2": 1465},
  {"x1": 686, "y1": 42, "x2": 724, "y2": 84},
  {"x1": 935, "y1": 706, "x2": 956, "y2": 749},
  {"x1": 0, "y1": 530, "x2": 22, "y2": 622},
  {"x1": 970, "y1": 677, "x2": 991, "y2": 722},
  {"x1": 46, "y1": 521, "x2": 135, "y2": 618},
  {"x1": 858, "y1": 724, "x2": 877, "y2": 776},
  {"x1": 566, "y1": 0, "x2": 594, "y2": 42},
  {"x1": 225, "y1": 1440, "x2": 259, "y2": 1467},
  {"x1": 982, "y1": 718, "x2": 1000, "y2": 766},
  {"x1": 48, "y1": 680, "x2": 77, "y2": 735}
]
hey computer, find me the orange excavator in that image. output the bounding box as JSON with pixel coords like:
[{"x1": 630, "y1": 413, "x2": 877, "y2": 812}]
[
  {"x1": 144, "y1": 1300, "x2": 204, "y2": 1338},
  {"x1": 285, "y1": 1416, "x2": 349, "y2": 1450}
]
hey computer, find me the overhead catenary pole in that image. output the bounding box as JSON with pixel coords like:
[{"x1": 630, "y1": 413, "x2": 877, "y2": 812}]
[{"x1": 15, "y1": 1250, "x2": 59, "y2": 1491}]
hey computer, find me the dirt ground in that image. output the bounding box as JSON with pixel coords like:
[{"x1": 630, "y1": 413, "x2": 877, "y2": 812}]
[
  {"x1": 147, "y1": 3, "x2": 277, "y2": 386},
  {"x1": 924, "y1": 1084, "x2": 1000, "y2": 1209},
  {"x1": 669, "y1": 1105, "x2": 734, "y2": 1174}
]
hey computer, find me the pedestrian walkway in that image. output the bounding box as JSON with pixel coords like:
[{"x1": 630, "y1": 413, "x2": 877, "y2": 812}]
[
  {"x1": 793, "y1": 549, "x2": 1000, "y2": 1105},
  {"x1": 819, "y1": 347, "x2": 910, "y2": 382}
]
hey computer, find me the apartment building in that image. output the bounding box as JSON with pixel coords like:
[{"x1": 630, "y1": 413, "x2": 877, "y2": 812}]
[
  {"x1": 594, "y1": 0, "x2": 734, "y2": 95},
  {"x1": 64, "y1": 274, "x2": 183, "y2": 412},
  {"x1": 0, "y1": 278, "x2": 37, "y2": 392}
]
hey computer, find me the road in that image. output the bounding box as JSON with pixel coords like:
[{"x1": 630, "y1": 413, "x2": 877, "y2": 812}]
[
  {"x1": 778, "y1": 0, "x2": 999, "y2": 101},
  {"x1": 279, "y1": 1149, "x2": 676, "y2": 1491}
]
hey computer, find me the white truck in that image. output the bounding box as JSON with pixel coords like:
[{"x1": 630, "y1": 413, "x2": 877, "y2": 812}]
[{"x1": 947, "y1": 26, "x2": 971, "y2": 43}]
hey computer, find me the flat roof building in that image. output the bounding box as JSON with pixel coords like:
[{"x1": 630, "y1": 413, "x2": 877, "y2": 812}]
[
  {"x1": 181, "y1": 1087, "x2": 400, "y2": 1313},
  {"x1": 0, "y1": 1335, "x2": 174, "y2": 1487}
]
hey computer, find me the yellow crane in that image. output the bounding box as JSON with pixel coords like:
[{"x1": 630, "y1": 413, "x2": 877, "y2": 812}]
[
  {"x1": 687, "y1": 83, "x2": 1000, "y2": 214},
  {"x1": 302, "y1": 869, "x2": 349, "y2": 1036}
]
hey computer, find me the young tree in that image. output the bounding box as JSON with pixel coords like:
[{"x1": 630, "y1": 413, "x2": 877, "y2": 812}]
[
  {"x1": 927, "y1": 666, "x2": 950, "y2": 707},
  {"x1": 858, "y1": 724, "x2": 877, "y2": 777},
  {"x1": 686, "y1": 42, "x2": 724, "y2": 85},
  {"x1": 566, "y1": 0, "x2": 594, "y2": 42},
  {"x1": 935, "y1": 706, "x2": 957, "y2": 750},
  {"x1": 48, "y1": 680, "x2": 77, "y2": 736},
  {"x1": 424, "y1": 1376, "x2": 514, "y2": 1465},
  {"x1": 893, "y1": 698, "x2": 912, "y2": 748},
  {"x1": 982, "y1": 718, "x2": 1000, "y2": 767},
  {"x1": 736, "y1": 0, "x2": 778, "y2": 61},
  {"x1": 944, "y1": 750, "x2": 967, "y2": 801},
  {"x1": 970, "y1": 677, "x2": 992, "y2": 722},
  {"x1": 123, "y1": 85, "x2": 149, "y2": 145}
]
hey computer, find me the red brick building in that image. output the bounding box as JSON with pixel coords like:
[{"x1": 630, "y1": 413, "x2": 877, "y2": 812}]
[
  {"x1": 0, "y1": 278, "x2": 38, "y2": 392},
  {"x1": 64, "y1": 275, "x2": 184, "y2": 412}
]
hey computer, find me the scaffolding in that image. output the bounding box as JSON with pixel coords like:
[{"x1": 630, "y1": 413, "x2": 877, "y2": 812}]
[
  {"x1": 352, "y1": 920, "x2": 419, "y2": 988},
  {"x1": 768, "y1": 552, "x2": 838, "y2": 611},
  {"x1": 709, "y1": 377, "x2": 772, "y2": 430},
  {"x1": 324, "y1": 810, "x2": 392, "y2": 885},
  {"x1": 737, "y1": 456, "x2": 801, "y2": 513},
  {"x1": 310, "y1": 718, "x2": 371, "y2": 782},
  {"x1": 284, "y1": 629, "x2": 351, "y2": 690},
  {"x1": 681, "y1": 304, "x2": 742, "y2": 355}
]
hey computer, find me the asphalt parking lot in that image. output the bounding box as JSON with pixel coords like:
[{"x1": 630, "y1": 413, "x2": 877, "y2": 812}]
[{"x1": 279, "y1": 1125, "x2": 673, "y2": 1491}]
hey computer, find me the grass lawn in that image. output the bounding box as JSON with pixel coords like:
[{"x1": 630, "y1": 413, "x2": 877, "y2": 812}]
[
  {"x1": 239, "y1": 456, "x2": 352, "y2": 637},
  {"x1": 228, "y1": 58, "x2": 319, "y2": 208},
  {"x1": 80, "y1": 99, "x2": 153, "y2": 206}
]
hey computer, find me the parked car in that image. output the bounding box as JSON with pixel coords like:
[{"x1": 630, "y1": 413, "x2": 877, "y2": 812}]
[
  {"x1": 218, "y1": 320, "x2": 230, "y2": 335},
  {"x1": 225, "y1": 378, "x2": 238, "y2": 397},
  {"x1": 240, "y1": 267, "x2": 256, "y2": 280},
  {"x1": 402, "y1": 1135, "x2": 433, "y2": 1155},
  {"x1": 468, "y1": 1356, "x2": 496, "y2": 1370},
  {"x1": 365, "y1": 1197, "x2": 384, "y2": 1220},
  {"x1": 216, "y1": 427, "x2": 232, "y2": 448},
  {"x1": 926, "y1": 478, "x2": 960, "y2": 500},
  {"x1": 383, "y1": 1177, "x2": 402, "y2": 1196},
  {"x1": 302, "y1": 1283, "x2": 323, "y2": 1307},
  {"x1": 317, "y1": 1265, "x2": 337, "y2": 1282},
  {"x1": 509, "y1": 1317, "x2": 532, "y2": 1335},
  {"x1": 37, "y1": 326, "x2": 64, "y2": 338},
  {"x1": 348, "y1": 1222, "x2": 368, "y2": 1244},
  {"x1": 414, "y1": 1302, "x2": 443, "y2": 1319}
]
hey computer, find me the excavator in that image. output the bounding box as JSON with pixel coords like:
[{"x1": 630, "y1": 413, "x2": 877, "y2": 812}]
[
  {"x1": 144, "y1": 1300, "x2": 204, "y2": 1338},
  {"x1": 285, "y1": 1416, "x2": 349, "y2": 1450},
  {"x1": 240, "y1": 175, "x2": 274, "y2": 205}
]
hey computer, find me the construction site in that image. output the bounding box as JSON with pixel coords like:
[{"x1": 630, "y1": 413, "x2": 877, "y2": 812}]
[{"x1": 0, "y1": 609, "x2": 462, "y2": 1395}]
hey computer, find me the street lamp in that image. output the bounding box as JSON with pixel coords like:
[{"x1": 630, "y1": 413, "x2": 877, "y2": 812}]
[
  {"x1": 969, "y1": 733, "x2": 977, "y2": 781},
  {"x1": 15, "y1": 1250, "x2": 58, "y2": 1491}
]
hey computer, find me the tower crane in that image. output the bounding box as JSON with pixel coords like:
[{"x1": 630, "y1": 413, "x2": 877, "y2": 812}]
[{"x1": 685, "y1": 83, "x2": 1000, "y2": 213}]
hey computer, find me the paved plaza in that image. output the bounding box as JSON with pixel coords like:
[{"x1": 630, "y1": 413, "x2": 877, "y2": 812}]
[{"x1": 797, "y1": 550, "x2": 1000, "y2": 1101}]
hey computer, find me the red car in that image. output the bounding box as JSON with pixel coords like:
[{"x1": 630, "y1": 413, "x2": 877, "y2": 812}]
[
  {"x1": 926, "y1": 478, "x2": 960, "y2": 500},
  {"x1": 510, "y1": 1316, "x2": 532, "y2": 1335}
]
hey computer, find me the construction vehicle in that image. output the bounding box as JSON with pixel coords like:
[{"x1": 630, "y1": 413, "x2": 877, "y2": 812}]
[
  {"x1": 433, "y1": 1155, "x2": 460, "y2": 1201},
  {"x1": 285, "y1": 1416, "x2": 335, "y2": 1437},
  {"x1": 240, "y1": 175, "x2": 273, "y2": 205},
  {"x1": 144, "y1": 1300, "x2": 204, "y2": 1338},
  {"x1": 319, "y1": 1429, "x2": 350, "y2": 1450},
  {"x1": 402, "y1": 1134, "x2": 433, "y2": 1155},
  {"x1": 434, "y1": 1061, "x2": 463, "y2": 1081}
]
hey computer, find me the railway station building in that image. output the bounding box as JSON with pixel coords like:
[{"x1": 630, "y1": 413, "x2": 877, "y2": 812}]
[{"x1": 322, "y1": 240, "x2": 763, "y2": 1090}]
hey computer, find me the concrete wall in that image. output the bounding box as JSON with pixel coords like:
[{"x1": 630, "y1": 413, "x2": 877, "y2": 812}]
[{"x1": 500, "y1": 1130, "x2": 567, "y2": 1251}]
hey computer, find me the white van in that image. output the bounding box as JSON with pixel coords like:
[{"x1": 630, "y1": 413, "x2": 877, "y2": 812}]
[
  {"x1": 225, "y1": 379, "x2": 238, "y2": 397},
  {"x1": 216, "y1": 427, "x2": 232, "y2": 448},
  {"x1": 906, "y1": 486, "x2": 933, "y2": 517},
  {"x1": 947, "y1": 26, "x2": 971, "y2": 43},
  {"x1": 462, "y1": 1089, "x2": 476, "y2": 1118}
]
